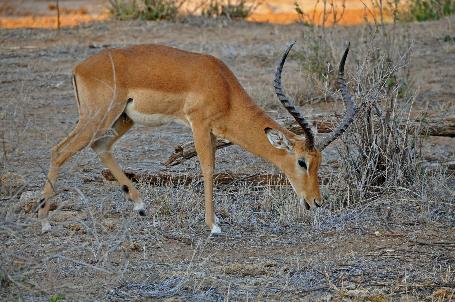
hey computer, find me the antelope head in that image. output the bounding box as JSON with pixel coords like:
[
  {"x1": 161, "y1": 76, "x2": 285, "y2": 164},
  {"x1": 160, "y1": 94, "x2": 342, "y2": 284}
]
[{"x1": 266, "y1": 42, "x2": 356, "y2": 209}]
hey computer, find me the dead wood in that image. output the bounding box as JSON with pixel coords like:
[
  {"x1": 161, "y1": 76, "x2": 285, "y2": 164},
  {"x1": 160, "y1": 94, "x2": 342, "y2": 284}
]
[
  {"x1": 164, "y1": 139, "x2": 232, "y2": 167},
  {"x1": 164, "y1": 115, "x2": 455, "y2": 167},
  {"x1": 416, "y1": 115, "x2": 455, "y2": 137},
  {"x1": 409, "y1": 239, "x2": 455, "y2": 247}
]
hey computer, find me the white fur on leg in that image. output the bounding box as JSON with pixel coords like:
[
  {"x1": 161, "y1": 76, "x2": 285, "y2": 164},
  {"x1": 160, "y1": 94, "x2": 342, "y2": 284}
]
[
  {"x1": 133, "y1": 201, "x2": 145, "y2": 211},
  {"x1": 41, "y1": 219, "x2": 51, "y2": 234},
  {"x1": 211, "y1": 224, "x2": 221, "y2": 234},
  {"x1": 214, "y1": 215, "x2": 220, "y2": 224},
  {"x1": 134, "y1": 200, "x2": 146, "y2": 216}
]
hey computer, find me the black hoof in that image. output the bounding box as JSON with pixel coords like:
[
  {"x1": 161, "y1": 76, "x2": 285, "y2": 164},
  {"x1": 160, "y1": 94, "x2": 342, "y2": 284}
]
[
  {"x1": 304, "y1": 201, "x2": 310, "y2": 210},
  {"x1": 138, "y1": 209, "x2": 146, "y2": 216},
  {"x1": 34, "y1": 198, "x2": 46, "y2": 213}
]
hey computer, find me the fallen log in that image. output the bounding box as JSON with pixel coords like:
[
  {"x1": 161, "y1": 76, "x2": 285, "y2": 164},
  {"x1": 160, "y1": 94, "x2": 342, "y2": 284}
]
[
  {"x1": 164, "y1": 116, "x2": 455, "y2": 167},
  {"x1": 416, "y1": 116, "x2": 455, "y2": 137},
  {"x1": 102, "y1": 168, "x2": 291, "y2": 187},
  {"x1": 101, "y1": 160, "x2": 453, "y2": 188},
  {"x1": 164, "y1": 139, "x2": 232, "y2": 167}
]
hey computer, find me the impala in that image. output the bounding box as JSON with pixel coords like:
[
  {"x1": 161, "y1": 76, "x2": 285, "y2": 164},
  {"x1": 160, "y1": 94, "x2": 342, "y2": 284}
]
[{"x1": 38, "y1": 42, "x2": 355, "y2": 234}]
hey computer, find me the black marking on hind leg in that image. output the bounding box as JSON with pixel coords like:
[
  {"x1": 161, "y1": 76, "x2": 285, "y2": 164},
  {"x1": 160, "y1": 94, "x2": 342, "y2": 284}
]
[
  {"x1": 34, "y1": 198, "x2": 46, "y2": 213},
  {"x1": 127, "y1": 97, "x2": 133, "y2": 103},
  {"x1": 122, "y1": 185, "x2": 129, "y2": 193},
  {"x1": 138, "y1": 209, "x2": 146, "y2": 216},
  {"x1": 120, "y1": 112, "x2": 128, "y2": 120}
]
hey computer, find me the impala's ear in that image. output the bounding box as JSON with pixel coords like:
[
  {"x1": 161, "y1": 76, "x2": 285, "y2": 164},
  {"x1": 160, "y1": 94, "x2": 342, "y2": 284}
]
[{"x1": 264, "y1": 127, "x2": 294, "y2": 152}]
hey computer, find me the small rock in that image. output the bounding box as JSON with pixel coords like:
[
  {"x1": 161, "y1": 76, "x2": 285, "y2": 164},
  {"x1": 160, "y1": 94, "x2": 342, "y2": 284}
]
[
  {"x1": 121, "y1": 241, "x2": 143, "y2": 252},
  {"x1": 65, "y1": 223, "x2": 86, "y2": 234},
  {"x1": 19, "y1": 191, "x2": 39, "y2": 203},
  {"x1": 103, "y1": 218, "x2": 116, "y2": 232},
  {"x1": 18, "y1": 191, "x2": 40, "y2": 214},
  {"x1": 344, "y1": 282, "x2": 357, "y2": 290}
]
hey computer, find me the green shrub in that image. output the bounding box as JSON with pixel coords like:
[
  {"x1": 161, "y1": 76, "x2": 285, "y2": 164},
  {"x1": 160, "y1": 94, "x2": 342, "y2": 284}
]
[
  {"x1": 108, "y1": 0, "x2": 181, "y2": 21},
  {"x1": 141, "y1": 0, "x2": 180, "y2": 21},
  {"x1": 109, "y1": 0, "x2": 140, "y2": 20},
  {"x1": 202, "y1": 0, "x2": 256, "y2": 20},
  {"x1": 403, "y1": 0, "x2": 455, "y2": 21},
  {"x1": 48, "y1": 294, "x2": 65, "y2": 302}
]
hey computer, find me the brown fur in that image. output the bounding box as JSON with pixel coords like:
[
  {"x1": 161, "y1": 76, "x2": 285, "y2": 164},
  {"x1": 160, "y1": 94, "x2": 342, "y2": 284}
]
[{"x1": 39, "y1": 44, "x2": 322, "y2": 233}]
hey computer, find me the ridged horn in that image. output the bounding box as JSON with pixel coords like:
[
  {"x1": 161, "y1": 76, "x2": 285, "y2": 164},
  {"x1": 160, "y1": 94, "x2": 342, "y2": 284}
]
[
  {"x1": 316, "y1": 43, "x2": 356, "y2": 150},
  {"x1": 274, "y1": 41, "x2": 315, "y2": 149}
]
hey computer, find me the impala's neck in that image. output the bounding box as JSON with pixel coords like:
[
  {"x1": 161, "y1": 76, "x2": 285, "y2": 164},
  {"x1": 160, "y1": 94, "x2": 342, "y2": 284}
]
[{"x1": 219, "y1": 93, "x2": 295, "y2": 171}]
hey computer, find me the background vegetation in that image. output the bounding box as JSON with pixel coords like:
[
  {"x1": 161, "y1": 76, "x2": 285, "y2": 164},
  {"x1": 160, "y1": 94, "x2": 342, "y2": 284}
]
[
  {"x1": 108, "y1": 0, "x2": 256, "y2": 21},
  {"x1": 404, "y1": 0, "x2": 455, "y2": 21}
]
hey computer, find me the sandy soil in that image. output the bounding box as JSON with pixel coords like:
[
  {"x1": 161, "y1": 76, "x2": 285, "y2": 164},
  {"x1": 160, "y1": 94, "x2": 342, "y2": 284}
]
[{"x1": 0, "y1": 13, "x2": 454, "y2": 302}]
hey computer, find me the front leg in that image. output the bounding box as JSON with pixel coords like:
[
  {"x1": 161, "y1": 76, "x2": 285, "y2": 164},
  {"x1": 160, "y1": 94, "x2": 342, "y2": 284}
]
[{"x1": 192, "y1": 124, "x2": 220, "y2": 234}]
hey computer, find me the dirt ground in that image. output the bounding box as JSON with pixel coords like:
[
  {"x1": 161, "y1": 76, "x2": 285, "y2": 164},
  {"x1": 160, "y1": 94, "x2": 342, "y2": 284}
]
[{"x1": 0, "y1": 11, "x2": 454, "y2": 302}]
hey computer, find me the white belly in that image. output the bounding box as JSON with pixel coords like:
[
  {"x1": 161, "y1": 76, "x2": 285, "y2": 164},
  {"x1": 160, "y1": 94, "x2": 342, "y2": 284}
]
[{"x1": 125, "y1": 101, "x2": 189, "y2": 127}]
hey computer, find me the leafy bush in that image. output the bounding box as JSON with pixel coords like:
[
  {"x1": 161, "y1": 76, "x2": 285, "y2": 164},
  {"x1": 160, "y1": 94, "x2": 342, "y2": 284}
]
[
  {"x1": 109, "y1": 0, "x2": 255, "y2": 21},
  {"x1": 109, "y1": 0, "x2": 140, "y2": 20},
  {"x1": 48, "y1": 294, "x2": 65, "y2": 302},
  {"x1": 402, "y1": 0, "x2": 455, "y2": 21},
  {"x1": 202, "y1": 0, "x2": 256, "y2": 20},
  {"x1": 108, "y1": 0, "x2": 182, "y2": 21}
]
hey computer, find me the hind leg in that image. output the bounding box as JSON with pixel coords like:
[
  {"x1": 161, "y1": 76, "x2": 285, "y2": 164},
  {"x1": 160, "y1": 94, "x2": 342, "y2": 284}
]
[
  {"x1": 91, "y1": 114, "x2": 145, "y2": 215},
  {"x1": 39, "y1": 120, "x2": 97, "y2": 233}
]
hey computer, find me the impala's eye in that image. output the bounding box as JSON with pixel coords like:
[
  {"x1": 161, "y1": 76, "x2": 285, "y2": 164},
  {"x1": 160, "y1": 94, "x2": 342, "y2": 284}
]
[{"x1": 298, "y1": 159, "x2": 307, "y2": 170}]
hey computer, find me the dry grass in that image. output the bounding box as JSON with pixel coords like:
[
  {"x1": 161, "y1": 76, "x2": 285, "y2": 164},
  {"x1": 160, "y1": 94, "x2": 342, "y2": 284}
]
[
  {"x1": 0, "y1": 12, "x2": 454, "y2": 301},
  {"x1": 2, "y1": 176, "x2": 454, "y2": 300}
]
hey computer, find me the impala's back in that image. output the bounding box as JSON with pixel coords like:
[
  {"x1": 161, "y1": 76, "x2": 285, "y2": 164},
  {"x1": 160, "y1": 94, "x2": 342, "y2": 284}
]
[{"x1": 74, "y1": 44, "x2": 238, "y2": 128}]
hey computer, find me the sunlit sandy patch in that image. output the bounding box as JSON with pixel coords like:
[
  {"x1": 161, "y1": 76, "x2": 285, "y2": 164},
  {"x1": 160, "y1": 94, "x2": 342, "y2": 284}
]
[
  {"x1": 0, "y1": 14, "x2": 108, "y2": 29},
  {"x1": 248, "y1": 8, "x2": 394, "y2": 25}
]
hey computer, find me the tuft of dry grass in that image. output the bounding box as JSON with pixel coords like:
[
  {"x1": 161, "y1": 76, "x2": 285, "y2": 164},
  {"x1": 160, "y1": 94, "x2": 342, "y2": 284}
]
[{"x1": 108, "y1": 0, "x2": 185, "y2": 21}]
